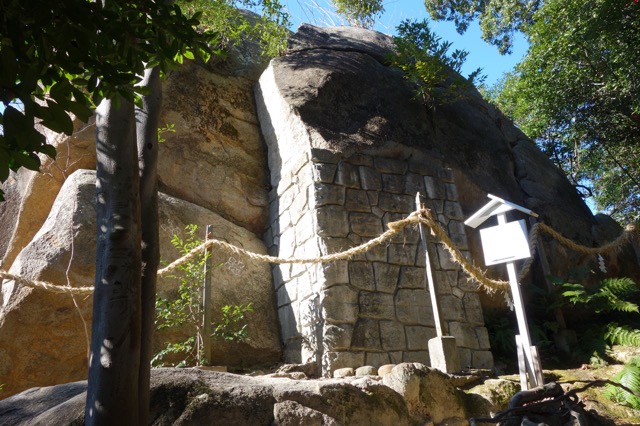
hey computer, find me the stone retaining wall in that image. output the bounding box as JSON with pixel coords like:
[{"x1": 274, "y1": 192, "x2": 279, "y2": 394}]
[{"x1": 264, "y1": 144, "x2": 493, "y2": 375}]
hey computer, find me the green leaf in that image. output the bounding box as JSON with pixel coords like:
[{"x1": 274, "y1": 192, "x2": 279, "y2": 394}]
[
  {"x1": 13, "y1": 151, "x2": 41, "y2": 171},
  {"x1": 0, "y1": 144, "x2": 10, "y2": 182},
  {"x1": 39, "y1": 144, "x2": 57, "y2": 159},
  {"x1": 40, "y1": 100, "x2": 74, "y2": 135},
  {"x1": 57, "y1": 97, "x2": 93, "y2": 123},
  {"x1": 0, "y1": 44, "x2": 17, "y2": 87},
  {"x1": 3, "y1": 105, "x2": 43, "y2": 150}
]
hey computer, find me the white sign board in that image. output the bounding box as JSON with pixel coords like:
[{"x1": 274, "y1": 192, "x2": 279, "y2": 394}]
[{"x1": 479, "y1": 219, "x2": 531, "y2": 266}]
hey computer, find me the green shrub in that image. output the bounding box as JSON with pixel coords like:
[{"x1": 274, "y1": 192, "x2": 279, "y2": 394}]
[
  {"x1": 390, "y1": 19, "x2": 485, "y2": 108},
  {"x1": 153, "y1": 224, "x2": 252, "y2": 367}
]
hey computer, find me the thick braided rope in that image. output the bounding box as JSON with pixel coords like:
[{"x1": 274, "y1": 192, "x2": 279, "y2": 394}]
[
  {"x1": 157, "y1": 212, "x2": 423, "y2": 276},
  {"x1": 538, "y1": 222, "x2": 637, "y2": 255},
  {"x1": 416, "y1": 210, "x2": 509, "y2": 293},
  {"x1": 3, "y1": 212, "x2": 637, "y2": 296},
  {"x1": 517, "y1": 222, "x2": 638, "y2": 282},
  {"x1": 0, "y1": 270, "x2": 94, "y2": 295},
  {"x1": 1, "y1": 215, "x2": 425, "y2": 295}
]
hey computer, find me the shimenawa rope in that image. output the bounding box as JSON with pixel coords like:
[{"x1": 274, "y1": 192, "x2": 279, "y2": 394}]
[{"x1": 1, "y1": 210, "x2": 637, "y2": 296}]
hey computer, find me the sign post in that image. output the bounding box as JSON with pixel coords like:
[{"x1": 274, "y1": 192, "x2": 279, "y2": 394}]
[{"x1": 465, "y1": 194, "x2": 544, "y2": 389}]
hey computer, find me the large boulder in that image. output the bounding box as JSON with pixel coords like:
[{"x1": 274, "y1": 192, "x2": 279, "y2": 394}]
[
  {"x1": 0, "y1": 119, "x2": 96, "y2": 270},
  {"x1": 0, "y1": 367, "x2": 474, "y2": 425},
  {"x1": 1, "y1": 53, "x2": 271, "y2": 268},
  {"x1": 156, "y1": 192, "x2": 281, "y2": 367},
  {"x1": 0, "y1": 170, "x2": 97, "y2": 400},
  {"x1": 258, "y1": 24, "x2": 639, "y2": 310},
  {"x1": 0, "y1": 169, "x2": 280, "y2": 399}
]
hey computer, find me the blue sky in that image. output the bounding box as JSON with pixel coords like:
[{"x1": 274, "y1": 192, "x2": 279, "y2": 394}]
[{"x1": 283, "y1": 0, "x2": 529, "y2": 87}]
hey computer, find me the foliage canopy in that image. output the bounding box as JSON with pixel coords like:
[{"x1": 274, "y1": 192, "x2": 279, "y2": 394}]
[
  {"x1": 178, "y1": 0, "x2": 289, "y2": 58},
  {"x1": 489, "y1": 0, "x2": 640, "y2": 222},
  {"x1": 424, "y1": 0, "x2": 541, "y2": 54},
  {"x1": 330, "y1": 0, "x2": 384, "y2": 29}
]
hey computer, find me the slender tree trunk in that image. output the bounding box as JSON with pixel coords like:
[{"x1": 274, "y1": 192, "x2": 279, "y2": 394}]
[
  {"x1": 86, "y1": 97, "x2": 142, "y2": 425},
  {"x1": 135, "y1": 66, "x2": 161, "y2": 425}
]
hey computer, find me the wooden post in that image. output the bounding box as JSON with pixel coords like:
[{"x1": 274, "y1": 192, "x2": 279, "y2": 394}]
[
  {"x1": 417, "y1": 193, "x2": 460, "y2": 373},
  {"x1": 416, "y1": 193, "x2": 444, "y2": 337},
  {"x1": 202, "y1": 225, "x2": 214, "y2": 366}
]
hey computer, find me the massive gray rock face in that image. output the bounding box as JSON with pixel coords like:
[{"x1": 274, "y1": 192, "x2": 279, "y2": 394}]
[{"x1": 255, "y1": 24, "x2": 639, "y2": 375}]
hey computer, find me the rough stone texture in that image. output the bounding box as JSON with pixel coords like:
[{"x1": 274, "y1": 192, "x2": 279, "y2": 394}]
[
  {"x1": 465, "y1": 378, "x2": 520, "y2": 418},
  {"x1": 0, "y1": 37, "x2": 283, "y2": 399},
  {"x1": 288, "y1": 24, "x2": 396, "y2": 63},
  {"x1": 255, "y1": 24, "x2": 640, "y2": 374},
  {"x1": 0, "y1": 170, "x2": 280, "y2": 399},
  {"x1": 316, "y1": 26, "x2": 635, "y2": 282},
  {"x1": 1, "y1": 54, "x2": 273, "y2": 271},
  {"x1": 382, "y1": 363, "x2": 468, "y2": 425},
  {"x1": 256, "y1": 25, "x2": 494, "y2": 374},
  {"x1": 0, "y1": 119, "x2": 96, "y2": 271},
  {"x1": 355, "y1": 365, "x2": 378, "y2": 376},
  {"x1": 2, "y1": 21, "x2": 639, "y2": 410},
  {"x1": 333, "y1": 367, "x2": 354, "y2": 378},
  {"x1": 0, "y1": 368, "x2": 489, "y2": 425},
  {"x1": 158, "y1": 60, "x2": 270, "y2": 235},
  {"x1": 0, "y1": 170, "x2": 96, "y2": 401},
  {"x1": 378, "y1": 364, "x2": 396, "y2": 376},
  {"x1": 156, "y1": 191, "x2": 281, "y2": 368}
]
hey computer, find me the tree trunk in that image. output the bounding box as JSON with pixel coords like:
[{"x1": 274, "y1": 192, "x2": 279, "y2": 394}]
[
  {"x1": 135, "y1": 66, "x2": 161, "y2": 425},
  {"x1": 86, "y1": 97, "x2": 142, "y2": 425}
]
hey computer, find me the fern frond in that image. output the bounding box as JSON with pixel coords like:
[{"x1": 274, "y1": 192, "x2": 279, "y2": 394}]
[
  {"x1": 602, "y1": 278, "x2": 639, "y2": 298},
  {"x1": 605, "y1": 323, "x2": 640, "y2": 347},
  {"x1": 599, "y1": 278, "x2": 639, "y2": 313},
  {"x1": 608, "y1": 299, "x2": 640, "y2": 314},
  {"x1": 604, "y1": 360, "x2": 640, "y2": 409}
]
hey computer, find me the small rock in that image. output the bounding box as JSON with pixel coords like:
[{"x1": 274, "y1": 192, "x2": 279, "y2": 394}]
[
  {"x1": 355, "y1": 366, "x2": 377, "y2": 377},
  {"x1": 267, "y1": 372, "x2": 308, "y2": 380},
  {"x1": 466, "y1": 378, "x2": 520, "y2": 415},
  {"x1": 378, "y1": 364, "x2": 396, "y2": 376},
  {"x1": 333, "y1": 368, "x2": 355, "y2": 378},
  {"x1": 277, "y1": 362, "x2": 318, "y2": 378},
  {"x1": 449, "y1": 373, "x2": 481, "y2": 388}
]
